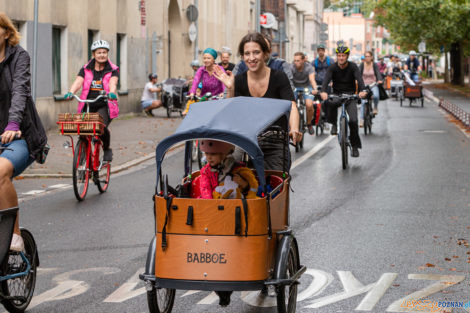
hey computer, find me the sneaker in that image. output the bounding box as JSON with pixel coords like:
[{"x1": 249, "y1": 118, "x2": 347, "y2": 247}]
[
  {"x1": 10, "y1": 233, "x2": 24, "y2": 252},
  {"x1": 307, "y1": 124, "x2": 315, "y2": 135},
  {"x1": 351, "y1": 147, "x2": 360, "y2": 158},
  {"x1": 330, "y1": 124, "x2": 338, "y2": 135},
  {"x1": 359, "y1": 120, "x2": 364, "y2": 128},
  {"x1": 216, "y1": 291, "x2": 232, "y2": 307},
  {"x1": 144, "y1": 109, "x2": 154, "y2": 117},
  {"x1": 373, "y1": 108, "x2": 378, "y2": 115},
  {"x1": 103, "y1": 149, "x2": 113, "y2": 162}
]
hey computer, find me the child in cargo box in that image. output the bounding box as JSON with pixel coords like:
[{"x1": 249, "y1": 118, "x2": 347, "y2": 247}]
[{"x1": 198, "y1": 139, "x2": 258, "y2": 199}]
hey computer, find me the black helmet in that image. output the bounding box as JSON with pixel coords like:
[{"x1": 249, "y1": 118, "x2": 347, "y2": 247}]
[
  {"x1": 148, "y1": 73, "x2": 158, "y2": 80},
  {"x1": 335, "y1": 45, "x2": 350, "y2": 54}
]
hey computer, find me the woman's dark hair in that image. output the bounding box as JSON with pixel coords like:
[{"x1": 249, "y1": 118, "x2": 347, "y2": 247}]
[
  {"x1": 237, "y1": 32, "x2": 270, "y2": 57},
  {"x1": 365, "y1": 50, "x2": 374, "y2": 60}
]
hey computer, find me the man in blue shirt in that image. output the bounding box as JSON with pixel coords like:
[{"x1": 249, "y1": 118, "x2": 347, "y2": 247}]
[
  {"x1": 313, "y1": 44, "x2": 333, "y2": 90},
  {"x1": 405, "y1": 50, "x2": 420, "y2": 82}
]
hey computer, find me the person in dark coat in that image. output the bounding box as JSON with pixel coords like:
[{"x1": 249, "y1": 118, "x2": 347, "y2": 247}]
[{"x1": 0, "y1": 12, "x2": 47, "y2": 251}]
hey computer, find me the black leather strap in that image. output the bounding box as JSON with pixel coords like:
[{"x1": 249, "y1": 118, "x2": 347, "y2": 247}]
[
  {"x1": 235, "y1": 206, "x2": 241, "y2": 235},
  {"x1": 161, "y1": 196, "x2": 172, "y2": 249},
  {"x1": 242, "y1": 198, "x2": 248, "y2": 237}
]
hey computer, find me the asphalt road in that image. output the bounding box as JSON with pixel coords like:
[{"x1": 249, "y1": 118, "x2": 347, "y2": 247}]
[{"x1": 7, "y1": 97, "x2": 470, "y2": 313}]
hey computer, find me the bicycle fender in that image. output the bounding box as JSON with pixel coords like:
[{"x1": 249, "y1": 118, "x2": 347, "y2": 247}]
[
  {"x1": 143, "y1": 236, "x2": 157, "y2": 276},
  {"x1": 273, "y1": 234, "x2": 294, "y2": 280}
]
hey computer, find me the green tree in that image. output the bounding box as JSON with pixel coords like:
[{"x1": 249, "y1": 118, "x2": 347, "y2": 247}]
[{"x1": 374, "y1": 0, "x2": 470, "y2": 85}]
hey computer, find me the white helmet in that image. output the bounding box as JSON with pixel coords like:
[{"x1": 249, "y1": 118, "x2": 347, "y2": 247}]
[
  {"x1": 409, "y1": 50, "x2": 417, "y2": 56},
  {"x1": 190, "y1": 59, "x2": 200, "y2": 67},
  {"x1": 91, "y1": 40, "x2": 110, "y2": 52}
]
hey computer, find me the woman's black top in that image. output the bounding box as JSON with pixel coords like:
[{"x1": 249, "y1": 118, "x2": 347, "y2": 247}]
[{"x1": 234, "y1": 69, "x2": 294, "y2": 101}]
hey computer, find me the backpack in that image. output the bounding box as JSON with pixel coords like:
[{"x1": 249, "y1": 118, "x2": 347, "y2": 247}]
[{"x1": 314, "y1": 56, "x2": 331, "y2": 70}]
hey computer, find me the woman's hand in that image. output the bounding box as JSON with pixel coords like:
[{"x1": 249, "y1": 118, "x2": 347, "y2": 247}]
[
  {"x1": 233, "y1": 173, "x2": 248, "y2": 189},
  {"x1": 1, "y1": 130, "x2": 22, "y2": 144},
  {"x1": 213, "y1": 66, "x2": 234, "y2": 89}
]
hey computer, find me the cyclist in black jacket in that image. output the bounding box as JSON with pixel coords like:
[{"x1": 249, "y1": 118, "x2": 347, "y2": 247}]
[{"x1": 320, "y1": 45, "x2": 367, "y2": 157}]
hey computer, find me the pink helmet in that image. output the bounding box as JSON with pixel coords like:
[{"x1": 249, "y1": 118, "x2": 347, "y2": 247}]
[{"x1": 199, "y1": 140, "x2": 234, "y2": 154}]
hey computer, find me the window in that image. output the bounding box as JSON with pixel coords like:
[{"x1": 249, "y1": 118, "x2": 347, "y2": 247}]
[
  {"x1": 88, "y1": 29, "x2": 99, "y2": 60},
  {"x1": 116, "y1": 33, "x2": 127, "y2": 91},
  {"x1": 52, "y1": 27, "x2": 61, "y2": 94}
]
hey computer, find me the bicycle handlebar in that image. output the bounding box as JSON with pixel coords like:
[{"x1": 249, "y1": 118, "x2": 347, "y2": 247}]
[
  {"x1": 72, "y1": 94, "x2": 108, "y2": 103},
  {"x1": 328, "y1": 94, "x2": 360, "y2": 101}
]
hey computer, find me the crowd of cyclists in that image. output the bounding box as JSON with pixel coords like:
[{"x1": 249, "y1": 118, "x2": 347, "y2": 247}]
[{"x1": 0, "y1": 8, "x2": 424, "y2": 266}]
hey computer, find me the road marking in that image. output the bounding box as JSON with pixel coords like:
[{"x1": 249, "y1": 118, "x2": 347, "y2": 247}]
[
  {"x1": 48, "y1": 184, "x2": 71, "y2": 189},
  {"x1": 28, "y1": 267, "x2": 120, "y2": 310},
  {"x1": 182, "y1": 290, "x2": 201, "y2": 297},
  {"x1": 291, "y1": 136, "x2": 335, "y2": 170},
  {"x1": 304, "y1": 271, "x2": 396, "y2": 309},
  {"x1": 356, "y1": 273, "x2": 398, "y2": 311},
  {"x1": 422, "y1": 130, "x2": 447, "y2": 133},
  {"x1": 197, "y1": 291, "x2": 219, "y2": 305},
  {"x1": 104, "y1": 268, "x2": 146, "y2": 303},
  {"x1": 386, "y1": 274, "x2": 465, "y2": 312},
  {"x1": 21, "y1": 189, "x2": 45, "y2": 195}
]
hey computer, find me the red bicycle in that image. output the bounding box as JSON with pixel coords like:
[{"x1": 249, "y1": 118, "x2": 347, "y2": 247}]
[{"x1": 57, "y1": 94, "x2": 111, "y2": 201}]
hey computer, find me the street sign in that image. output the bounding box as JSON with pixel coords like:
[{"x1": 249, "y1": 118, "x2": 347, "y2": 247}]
[
  {"x1": 188, "y1": 22, "x2": 197, "y2": 42},
  {"x1": 260, "y1": 14, "x2": 267, "y2": 25},
  {"x1": 320, "y1": 33, "x2": 328, "y2": 41},
  {"x1": 186, "y1": 4, "x2": 198, "y2": 22},
  {"x1": 261, "y1": 12, "x2": 277, "y2": 29},
  {"x1": 418, "y1": 41, "x2": 426, "y2": 53}
]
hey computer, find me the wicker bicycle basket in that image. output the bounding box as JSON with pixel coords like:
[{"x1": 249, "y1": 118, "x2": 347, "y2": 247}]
[{"x1": 57, "y1": 113, "x2": 104, "y2": 135}]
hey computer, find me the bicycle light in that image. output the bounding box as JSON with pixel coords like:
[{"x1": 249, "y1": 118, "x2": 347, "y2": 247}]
[{"x1": 63, "y1": 141, "x2": 71, "y2": 149}]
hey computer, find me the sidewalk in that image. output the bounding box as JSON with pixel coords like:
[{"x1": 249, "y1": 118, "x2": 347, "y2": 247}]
[
  {"x1": 423, "y1": 79, "x2": 470, "y2": 129},
  {"x1": 21, "y1": 108, "x2": 183, "y2": 177},
  {"x1": 423, "y1": 79, "x2": 470, "y2": 113}
]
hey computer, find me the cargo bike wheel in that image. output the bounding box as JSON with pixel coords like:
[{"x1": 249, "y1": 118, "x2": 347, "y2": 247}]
[
  {"x1": 276, "y1": 240, "x2": 300, "y2": 313},
  {"x1": 72, "y1": 138, "x2": 90, "y2": 201},
  {"x1": 93, "y1": 142, "x2": 111, "y2": 193},
  {"x1": 147, "y1": 285, "x2": 175, "y2": 313}
]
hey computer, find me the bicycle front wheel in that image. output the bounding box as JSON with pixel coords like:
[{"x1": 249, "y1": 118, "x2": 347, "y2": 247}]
[
  {"x1": 340, "y1": 118, "x2": 348, "y2": 170},
  {"x1": 1, "y1": 229, "x2": 38, "y2": 313},
  {"x1": 72, "y1": 138, "x2": 90, "y2": 201},
  {"x1": 94, "y1": 142, "x2": 111, "y2": 193}
]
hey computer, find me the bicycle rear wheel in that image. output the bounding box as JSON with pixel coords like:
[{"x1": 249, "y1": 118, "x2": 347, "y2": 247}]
[
  {"x1": 340, "y1": 118, "x2": 348, "y2": 170},
  {"x1": 72, "y1": 138, "x2": 90, "y2": 201},
  {"x1": 147, "y1": 286, "x2": 175, "y2": 313},
  {"x1": 93, "y1": 142, "x2": 111, "y2": 193},
  {"x1": 1, "y1": 229, "x2": 38, "y2": 313}
]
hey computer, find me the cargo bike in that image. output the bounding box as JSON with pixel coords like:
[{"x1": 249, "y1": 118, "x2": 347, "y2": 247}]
[
  {"x1": 140, "y1": 97, "x2": 306, "y2": 313},
  {"x1": 402, "y1": 81, "x2": 424, "y2": 107}
]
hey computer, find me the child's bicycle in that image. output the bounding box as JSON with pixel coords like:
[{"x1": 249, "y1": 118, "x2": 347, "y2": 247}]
[
  {"x1": 57, "y1": 94, "x2": 111, "y2": 201},
  {"x1": 0, "y1": 207, "x2": 38, "y2": 313}
]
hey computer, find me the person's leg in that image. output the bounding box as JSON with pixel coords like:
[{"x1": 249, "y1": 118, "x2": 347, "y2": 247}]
[
  {"x1": 0, "y1": 158, "x2": 19, "y2": 235},
  {"x1": 305, "y1": 98, "x2": 314, "y2": 124},
  {"x1": 372, "y1": 85, "x2": 380, "y2": 113},
  {"x1": 326, "y1": 99, "x2": 339, "y2": 134},
  {"x1": 96, "y1": 106, "x2": 112, "y2": 160},
  {"x1": 150, "y1": 100, "x2": 162, "y2": 109},
  {"x1": 346, "y1": 101, "x2": 362, "y2": 149}
]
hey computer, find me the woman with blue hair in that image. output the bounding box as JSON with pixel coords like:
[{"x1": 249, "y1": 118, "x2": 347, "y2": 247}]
[{"x1": 189, "y1": 48, "x2": 225, "y2": 99}]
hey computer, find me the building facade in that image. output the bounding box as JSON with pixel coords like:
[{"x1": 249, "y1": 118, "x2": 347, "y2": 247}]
[
  {"x1": 260, "y1": 0, "x2": 323, "y2": 62},
  {"x1": 0, "y1": 0, "x2": 254, "y2": 129}
]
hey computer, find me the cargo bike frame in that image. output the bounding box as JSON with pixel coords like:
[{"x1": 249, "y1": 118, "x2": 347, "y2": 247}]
[
  {"x1": 140, "y1": 97, "x2": 306, "y2": 313},
  {"x1": 57, "y1": 94, "x2": 111, "y2": 201}
]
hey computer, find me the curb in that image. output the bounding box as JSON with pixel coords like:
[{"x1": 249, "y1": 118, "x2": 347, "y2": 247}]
[{"x1": 19, "y1": 142, "x2": 185, "y2": 179}]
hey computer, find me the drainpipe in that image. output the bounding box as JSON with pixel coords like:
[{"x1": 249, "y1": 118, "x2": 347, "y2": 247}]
[
  {"x1": 194, "y1": 0, "x2": 199, "y2": 60},
  {"x1": 32, "y1": 0, "x2": 39, "y2": 101}
]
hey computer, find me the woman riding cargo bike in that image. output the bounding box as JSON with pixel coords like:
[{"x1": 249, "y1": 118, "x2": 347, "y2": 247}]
[{"x1": 140, "y1": 97, "x2": 306, "y2": 313}]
